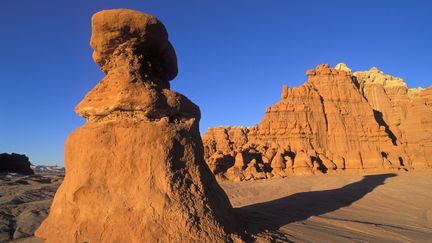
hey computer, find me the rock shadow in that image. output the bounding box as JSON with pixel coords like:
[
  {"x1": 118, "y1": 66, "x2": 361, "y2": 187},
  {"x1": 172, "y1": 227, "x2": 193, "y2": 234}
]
[
  {"x1": 239, "y1": 173, "x2": 397, "y2": 235},
  {"x1": 373, "y1": 110, "x2": 397, "y2": 145}
]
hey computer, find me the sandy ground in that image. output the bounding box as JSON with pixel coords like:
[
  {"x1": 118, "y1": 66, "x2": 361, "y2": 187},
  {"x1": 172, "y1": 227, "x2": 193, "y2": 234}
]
[
  {"x1": 2, "y1": 171, "x2": 432, "y2": 242},
  {"x1": 221, "y1": 171, "x2": 432, "y2": 242},
  {"x1": 0, "y1": 174, "x2": 62, "y2": 242}
]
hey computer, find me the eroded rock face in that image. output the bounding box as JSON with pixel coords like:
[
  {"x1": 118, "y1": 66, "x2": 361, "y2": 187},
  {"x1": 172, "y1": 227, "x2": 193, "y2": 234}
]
[
  {"x1": 355, "y1": 68, "x2": 432, "y2": 169},
  {"x1": 203, "y1": 64, "x2": 431, "y2": 181},
  {"x1": 36, "y1": 9, "x2": 240, "y2": 242}
]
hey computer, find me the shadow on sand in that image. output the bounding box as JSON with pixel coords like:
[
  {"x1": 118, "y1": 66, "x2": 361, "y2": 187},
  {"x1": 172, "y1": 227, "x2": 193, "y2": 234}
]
[{"x1": 239, "y1": 173, "x2": 397, "y2": 235}]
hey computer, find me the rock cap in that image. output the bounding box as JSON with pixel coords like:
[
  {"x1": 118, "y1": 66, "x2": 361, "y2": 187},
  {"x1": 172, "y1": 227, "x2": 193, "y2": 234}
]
[
  {"x1": 334, "y1": 63, "x2": 352, "y2": 74},
  {"x1": 91, "y1": 9, "x2": 178, "y2": 81}
]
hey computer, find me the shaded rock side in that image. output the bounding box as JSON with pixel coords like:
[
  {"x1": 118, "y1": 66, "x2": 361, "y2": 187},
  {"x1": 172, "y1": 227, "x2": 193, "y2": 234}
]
[
  {"x1": 203, "y1": 64, "x2": 431, "y2": 181},
  {"x1": 0, "y1": 153, "x2": 34, "y2": 175},
  {"x1": 36, "y1": 9, "x2": 240, "y2": 242}
]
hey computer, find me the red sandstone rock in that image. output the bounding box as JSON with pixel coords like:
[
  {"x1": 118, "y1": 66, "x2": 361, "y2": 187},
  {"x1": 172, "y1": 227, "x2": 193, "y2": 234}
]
[
  {"x1": 270, "y1": 152, "x2": 286, "y2": 177},
  {"x1": 36, "y1": 9, "x2": 241, "y2": 242},
  {"x1": 203, "y1": 63, "x2": 430, "y2": 181},
  {"x1": 355, "y1": 67, "x2": 432, "y2": 169}
]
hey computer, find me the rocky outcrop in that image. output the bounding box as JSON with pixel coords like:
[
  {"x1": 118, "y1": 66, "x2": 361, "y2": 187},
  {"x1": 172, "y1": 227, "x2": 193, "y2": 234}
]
[
  {"x1": 355, "y1": 67, "x2": 432, "y2": 169},
  {"x1": 36, "y1": 9, "x2": 240, "y2": 242},
  {"x1": 203, "y1": 64, "x2": 431, "y2": 181},
  {"x1": 0, "y1": 153, "x2": 34, "y2": 175}
]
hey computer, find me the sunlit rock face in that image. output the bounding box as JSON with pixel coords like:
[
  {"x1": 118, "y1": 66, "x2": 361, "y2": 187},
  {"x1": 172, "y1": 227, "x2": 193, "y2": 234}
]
[
  {"x1": 355, "y1": 67, "x2": 432, "y2": 169},
  {"x1": 203, "y1": 64, "x2": 431, "y2": 181},
  {"x1": 36, "y1": 9, "x2": 241, "y2": 242}
]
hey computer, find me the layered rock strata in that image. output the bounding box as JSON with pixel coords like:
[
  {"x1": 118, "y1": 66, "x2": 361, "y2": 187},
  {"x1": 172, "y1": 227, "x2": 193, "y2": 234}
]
[
  {"x1": 36, "y1": 9, "x2": 240, "y2": 242},
  {"x1": 203, "y1": 64, "x2": 431, "y2": 181},
  {"x1": 355, "y1": 67, "x2": 432, "y2": 169}
]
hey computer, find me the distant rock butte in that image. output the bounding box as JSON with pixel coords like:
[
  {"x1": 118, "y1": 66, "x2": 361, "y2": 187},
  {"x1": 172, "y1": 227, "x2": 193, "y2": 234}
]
[
  {"x1": 0, "y1": 153, "x2": 34, "y2": 175},
  {"x1": 203, "y1": 63, "x2": 432, "y2": 181},
  {"x1": 36, "y1": 9, "x2": 241, "y2": 242}
]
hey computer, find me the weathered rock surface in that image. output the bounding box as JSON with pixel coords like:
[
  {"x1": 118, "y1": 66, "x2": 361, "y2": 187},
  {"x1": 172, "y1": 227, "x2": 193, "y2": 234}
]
[
  {"x1": 203, "y1": 64, "x2": 431, "y2": 181},
  {"x1": 355, "y1": 67, "x2": 432, "y2": 169},
  {"x1": 0, "y1": 153, "x2": 34, "y2": 175},
  {"x1": 36, "y1": 9, "x2": 240, "y2": 242}
]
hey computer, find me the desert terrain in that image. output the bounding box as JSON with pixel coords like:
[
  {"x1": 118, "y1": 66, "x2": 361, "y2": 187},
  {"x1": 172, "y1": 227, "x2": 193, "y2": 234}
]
[
  {"x1": 0, "y1": 173, "x2": 62, "y2": 242},
  {"x1": 1, "y1": 171, "x2": 432, "y2": 242},
  {"x1": 1, "y1": 5, "x2": 431, "y2": 243},
  {"x1": 223, "y1": 171, "x2": 432, "y2": 242}
]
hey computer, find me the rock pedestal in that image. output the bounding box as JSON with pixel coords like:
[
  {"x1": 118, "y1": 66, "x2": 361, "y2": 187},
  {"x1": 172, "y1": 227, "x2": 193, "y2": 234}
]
[{"x1": 36, "y1": 9, "x2": 239, "y2": 242}]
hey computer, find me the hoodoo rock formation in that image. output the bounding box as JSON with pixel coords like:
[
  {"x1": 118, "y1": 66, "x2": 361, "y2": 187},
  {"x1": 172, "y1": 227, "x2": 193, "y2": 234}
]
[
  {"x1": 203, "y1": 64, "x2": 432, "y2": 181},
  {"x1": 36, "y1": 9, "x2": 240, "y2": 242}
]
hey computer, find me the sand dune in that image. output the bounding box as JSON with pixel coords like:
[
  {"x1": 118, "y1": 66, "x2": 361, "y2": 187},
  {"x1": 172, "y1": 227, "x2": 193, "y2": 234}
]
[{"x1": 222, "y1": 171, "x2": 432, "y2": 242}]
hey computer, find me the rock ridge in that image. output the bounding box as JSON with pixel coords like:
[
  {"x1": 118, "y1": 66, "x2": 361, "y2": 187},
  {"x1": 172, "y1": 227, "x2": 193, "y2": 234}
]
[{"x1": 203, "y1": 63, "x2": 431, "y2": 181}]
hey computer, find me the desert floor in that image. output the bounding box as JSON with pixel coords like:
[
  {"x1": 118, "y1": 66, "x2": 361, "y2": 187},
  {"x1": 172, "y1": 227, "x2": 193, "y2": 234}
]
[
  {"x1": 221, "y1": 171, "x2": 432, "y2": 242},
  {"x1": 3, "y1": 171, "x2": 432, "y2": 242},
  {"x1": 0, "y1": 174, "x2": 62, "y2": 243}
]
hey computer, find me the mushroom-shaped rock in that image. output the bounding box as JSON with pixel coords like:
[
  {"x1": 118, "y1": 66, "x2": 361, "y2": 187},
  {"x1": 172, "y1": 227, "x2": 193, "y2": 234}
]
[
  {"x1": 75, "y1": 9, "x2": 191, "y2": 121},
  {"x1": 36, "y1": 9, "x2": 241, "y2": 242},
  {"x1": 90, "y1": 9, "x2": 177, "y2": 81}
]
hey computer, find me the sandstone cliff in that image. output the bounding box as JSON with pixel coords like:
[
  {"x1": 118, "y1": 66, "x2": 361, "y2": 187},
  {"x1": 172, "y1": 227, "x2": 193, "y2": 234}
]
[
  {"x1": 203, "y1": 64, "x2": 431, "y2": 181},
  {"x1": 355, "y1": 67, "x2": 432, "y2": 169},
  {"x1": 36, "y1": 9, "x2": 241, "y2": 242}
]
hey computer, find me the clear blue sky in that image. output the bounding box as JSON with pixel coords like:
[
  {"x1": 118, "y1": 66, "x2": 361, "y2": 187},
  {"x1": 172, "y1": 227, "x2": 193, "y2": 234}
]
[{"x1": 1, "y1": 1, "x2": 431, "y2": 165}]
